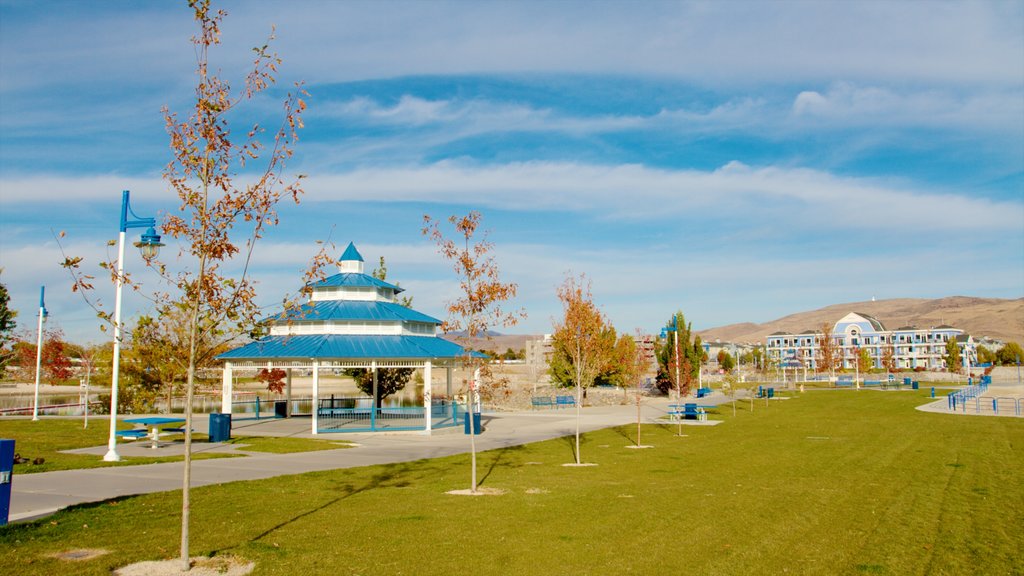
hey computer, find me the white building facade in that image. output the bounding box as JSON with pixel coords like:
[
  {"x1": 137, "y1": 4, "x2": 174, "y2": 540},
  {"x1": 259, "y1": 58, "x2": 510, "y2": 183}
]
[{"x1": 766, "y1": 312, "x2": 976, "y2": 372}]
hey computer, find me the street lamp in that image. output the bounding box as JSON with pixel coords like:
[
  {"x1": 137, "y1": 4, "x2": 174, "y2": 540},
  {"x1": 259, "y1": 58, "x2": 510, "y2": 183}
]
[
  {"x1": 104, "y1": 190, "x2": 163, "y2": 462},
  {"x1": 31, "y1": 286, "x2": 48, "y2": 421}
]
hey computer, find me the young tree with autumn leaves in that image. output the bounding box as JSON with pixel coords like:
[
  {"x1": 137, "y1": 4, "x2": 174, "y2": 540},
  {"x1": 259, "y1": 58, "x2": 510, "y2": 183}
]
[
  {"x1": 816, "y1": 322, "x2": 840, "y2": 382},
  {"x1": 551, "y1": 273, "x2": 615, "y2": 466},
  {"x1": 58, "y1": 1, "x2": 320, "y2": 569},
  {"x1": 423, "y1": 211, "x2": 521, "y2": 494}
]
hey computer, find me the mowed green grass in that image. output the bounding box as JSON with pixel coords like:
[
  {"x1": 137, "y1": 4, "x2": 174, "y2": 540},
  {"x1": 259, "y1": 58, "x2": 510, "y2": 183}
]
[{"x1": 2, "y1": 392, "x2": 1021, "y2": 575}]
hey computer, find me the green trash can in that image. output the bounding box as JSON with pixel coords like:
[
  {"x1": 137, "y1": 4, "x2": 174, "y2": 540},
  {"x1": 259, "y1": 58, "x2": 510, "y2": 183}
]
[{"x1": 209, "y1": 413, "x2": 231, "y2": 443}]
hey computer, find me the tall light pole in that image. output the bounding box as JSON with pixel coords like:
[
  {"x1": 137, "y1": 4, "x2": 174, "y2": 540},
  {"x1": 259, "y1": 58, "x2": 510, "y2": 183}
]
[
  {"x1": 661, "y1": 316, "x2": 681, "y2": 402},
  {"x1": 31, "y1": 286, "x2": 48, "y2": 421},
  {"x1": 104, "y1": 190, "x2": 163, "y2": 462}
]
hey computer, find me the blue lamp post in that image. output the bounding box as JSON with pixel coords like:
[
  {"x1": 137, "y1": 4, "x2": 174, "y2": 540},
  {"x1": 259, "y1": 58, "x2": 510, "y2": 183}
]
[
  {"x1": 104, "y1": 190, "x2": 163, "y2": 462},
  {"x1": 31, "y1": 286, "x2": 48, "y2": 421}
]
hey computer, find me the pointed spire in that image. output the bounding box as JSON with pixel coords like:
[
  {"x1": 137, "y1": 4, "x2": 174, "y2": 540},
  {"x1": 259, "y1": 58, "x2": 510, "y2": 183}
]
[{"x1": 338, "y1": 242, "x2": 365, "y2": 274}]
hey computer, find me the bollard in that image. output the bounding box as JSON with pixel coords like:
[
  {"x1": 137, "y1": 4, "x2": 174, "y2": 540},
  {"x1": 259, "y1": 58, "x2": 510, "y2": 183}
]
[
  {"x1": 931, "y1": 387, "x2": 935, "y2": 398},
  {"x1": 255, "y1": 396, "x2": 261, "y2": 420}
]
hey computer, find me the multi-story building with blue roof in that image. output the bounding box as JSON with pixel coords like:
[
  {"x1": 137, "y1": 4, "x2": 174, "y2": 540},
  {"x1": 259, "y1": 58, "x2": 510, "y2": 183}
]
[
  {"x1": 217, "y1": 242, "x2": 477, "y2": 434},
  {"x1": 766, "y1": 312, "x2": 976, "y2": 372}
]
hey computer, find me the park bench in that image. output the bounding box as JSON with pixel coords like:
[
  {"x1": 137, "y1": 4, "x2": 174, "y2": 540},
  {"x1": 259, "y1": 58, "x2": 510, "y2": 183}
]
[
  {"x1": 696, "y1": 387, "x2": 712, "y2": 398},
  {"x1": 555, "y1": 395, "x2": 576, "y2": 408},
  {"x1": 531, "y1": 396, "x2": 554, "y2": 409},
  {"x1": 835, "y1": 377, "x2": 854, "y2": 388},
  {"x1": 115, "y1": 429, "x2": 148, "y2": 440},
  {"x1": 668, "y1": 403, "x2": 707, "y2": 422}
]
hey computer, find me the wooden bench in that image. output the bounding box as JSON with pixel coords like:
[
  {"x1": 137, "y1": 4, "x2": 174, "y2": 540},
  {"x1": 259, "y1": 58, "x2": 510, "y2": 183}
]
[
  {"x1": 555, "y1": 395, "x2": 576, "y2": 408},
  {"x1": 531, "y1": 396, "x2": 554, "y2": 409}
]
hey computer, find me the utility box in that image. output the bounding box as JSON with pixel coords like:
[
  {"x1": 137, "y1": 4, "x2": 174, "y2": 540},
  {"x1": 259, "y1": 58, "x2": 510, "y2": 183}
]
[
  {"x1": 1, "y1": 439, "x2": 14, "y2": 526},
  {"x1": 209, "y1": 413, "x2": 232, "y2": 443}
]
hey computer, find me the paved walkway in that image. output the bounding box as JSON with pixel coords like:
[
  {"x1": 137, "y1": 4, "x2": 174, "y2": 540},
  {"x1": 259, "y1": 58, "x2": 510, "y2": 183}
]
[{"x1": 10, "y1": 398, "x2": 709, "y2": 523}]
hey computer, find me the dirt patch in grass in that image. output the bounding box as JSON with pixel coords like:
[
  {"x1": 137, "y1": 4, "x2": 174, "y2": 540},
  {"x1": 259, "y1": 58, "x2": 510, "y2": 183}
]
[
  {"x1": 49, "y1": 548, "x2": 109, "y2": 561},
  {"x1": 114, "y1": 555, "x2": 254, "y2": 576}
]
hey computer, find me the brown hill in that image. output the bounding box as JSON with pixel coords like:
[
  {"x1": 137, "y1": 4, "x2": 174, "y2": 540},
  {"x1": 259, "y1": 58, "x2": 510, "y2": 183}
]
[
  {"x1": 697, "y1": 296, "x2": 1024, "y2": 345},
  {"x1": 441, "y1": 333, "x2": 534, "y2": 355}
]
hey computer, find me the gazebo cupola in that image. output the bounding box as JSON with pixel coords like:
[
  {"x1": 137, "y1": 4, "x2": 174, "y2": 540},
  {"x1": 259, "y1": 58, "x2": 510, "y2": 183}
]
[{"x1": 337, "y1": 241, "x2": 365, "y2": 274}]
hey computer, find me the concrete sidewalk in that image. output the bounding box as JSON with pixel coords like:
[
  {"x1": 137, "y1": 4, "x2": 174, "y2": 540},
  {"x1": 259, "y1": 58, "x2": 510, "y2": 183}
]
[{"x1": 9, "y1": 398, "x2": 705, "y2": 523}]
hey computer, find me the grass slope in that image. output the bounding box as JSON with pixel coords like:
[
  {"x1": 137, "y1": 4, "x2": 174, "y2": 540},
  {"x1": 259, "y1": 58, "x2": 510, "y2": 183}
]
[{"x1": 2, "y1": 392, "x2": 1021, "y2": 575}]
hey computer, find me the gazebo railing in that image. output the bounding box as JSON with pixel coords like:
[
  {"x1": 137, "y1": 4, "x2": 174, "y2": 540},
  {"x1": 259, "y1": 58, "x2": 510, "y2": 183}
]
[{"x1": 316, "y1": 398, "x2": 462, "y2": 433}]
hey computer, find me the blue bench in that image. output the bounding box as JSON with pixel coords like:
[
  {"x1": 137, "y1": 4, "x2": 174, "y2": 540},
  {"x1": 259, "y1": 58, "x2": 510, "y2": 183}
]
[
  {"x1": 531, "y1": 396, "x2": 554, "y2": 409},
  {"x1": 696, "y1": 388, "x2": 712, "y2": 398},
  {"x1": 835, "y1": 377, "x2": 854, "y2": 388},
  {"x1": 555, "y1": 395, "x2": 576, "y2": 408},
  {"x1": 669, "y1": 403, "x2": 707, "y2": 421},
  {"x1": 863, "y1": 380, "x2": 882, "y2": 387},
  {"x1": 115, "y1": 429, "x2": 148, "y2": 440}
]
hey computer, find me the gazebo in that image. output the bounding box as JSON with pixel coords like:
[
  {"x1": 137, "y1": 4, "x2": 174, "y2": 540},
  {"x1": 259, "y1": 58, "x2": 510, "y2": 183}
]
[{"x1": 216, "y1": 242, "x2": 474, "y2": 434}]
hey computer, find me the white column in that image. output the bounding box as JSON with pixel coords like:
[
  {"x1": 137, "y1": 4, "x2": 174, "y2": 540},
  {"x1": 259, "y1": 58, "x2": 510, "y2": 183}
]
[
  {"x1": 311, "y1": 361, "x2": 320, "y2": 435},
  {"x1": 423, "y1": 360, "x2": 433, "y2": 434},
  {"x1": 285, "y1": 368, "x2": 293, "y2": 417},
  {"x1": 221, "y1": 362, "x2": 233, "y2": 414},
  {"x1": 446, "y1": 366, "x2": 453, "y2": 398}
]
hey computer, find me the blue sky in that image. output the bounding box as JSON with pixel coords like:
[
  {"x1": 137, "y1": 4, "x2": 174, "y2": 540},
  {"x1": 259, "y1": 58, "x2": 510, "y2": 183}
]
[{"x1": 1, "y1": 0, "x2": 1022, "y2": 345}]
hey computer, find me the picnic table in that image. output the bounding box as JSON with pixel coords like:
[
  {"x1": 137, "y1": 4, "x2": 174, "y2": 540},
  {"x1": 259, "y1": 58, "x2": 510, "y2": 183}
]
[{"x1": 122, "y1": 416, "x2": 186, "y2": 450}]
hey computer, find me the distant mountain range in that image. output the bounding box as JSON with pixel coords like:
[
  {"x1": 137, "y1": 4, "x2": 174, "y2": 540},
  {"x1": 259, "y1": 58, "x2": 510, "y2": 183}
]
[
  {"x1": 696, "y1": 296, "x2": 1023, "y2": 345},
  {"x1": 443, "y1": 296, "x2": 1023, "y2": 352}
]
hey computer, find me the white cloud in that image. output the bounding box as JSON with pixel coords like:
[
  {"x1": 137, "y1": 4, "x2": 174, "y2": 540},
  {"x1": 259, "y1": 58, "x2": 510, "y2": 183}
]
[
  {"x1": 791, "y1": 83, "x2": 1024, "y2": 132},
  {"x1": 299, "y1": 161, "x2": 1021, "y2": 233}
]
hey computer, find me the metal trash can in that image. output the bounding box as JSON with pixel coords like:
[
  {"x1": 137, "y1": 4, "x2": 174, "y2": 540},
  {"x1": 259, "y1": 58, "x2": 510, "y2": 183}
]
[
  {"x1": 0, "y1": 439, "x2": 13, "y2": 526},
  {"x1": 274, "y1": 400, "x2": 288, "y2": 418},
  {"x1": 209, "y1": 413, "x2": 232, "y2": 443},
  {"x1": 912, "y1": 381, "x2": 919, "y2": 390},
  {"x1": 464, "y1": 412, "x2": 482, "y2": 435},
  {"x1": 767, "y1": 388, "x2": 775, "y2": 399}
]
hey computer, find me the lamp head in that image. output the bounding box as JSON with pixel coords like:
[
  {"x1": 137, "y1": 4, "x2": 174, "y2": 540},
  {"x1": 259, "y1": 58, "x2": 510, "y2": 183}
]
[{"x1": 134, "y1": 226, "x2": 164, "y2": 261}]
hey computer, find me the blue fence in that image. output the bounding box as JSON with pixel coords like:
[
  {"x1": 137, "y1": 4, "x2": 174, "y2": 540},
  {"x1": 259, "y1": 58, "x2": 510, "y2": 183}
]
[
  {"x1": 316, "y1": 398, "x2": 464, "y2": 433},
  {"x1": 947, "y1": 380, "x2": 990, "y2": 412}
]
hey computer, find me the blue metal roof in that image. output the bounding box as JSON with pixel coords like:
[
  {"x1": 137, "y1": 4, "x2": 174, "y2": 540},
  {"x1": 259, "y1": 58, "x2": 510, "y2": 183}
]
[
  {"x1": 275, "y1": 300, "x2": 440, "y2": 324},
  {"x1": 217, "y1": 334, "x2": 482, "y2": 360},
  {"x1": 339, "y1": 242, "x2": 364, "y2": 262},
  {"x1": 310, "y1": 272, "x2": 404, "y2": 293}
]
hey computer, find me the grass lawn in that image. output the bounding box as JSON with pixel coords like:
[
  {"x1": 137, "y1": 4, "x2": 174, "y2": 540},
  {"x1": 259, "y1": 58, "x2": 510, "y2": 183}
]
[
  {"x1": 2, "y1": 391, "x2": 1021, "y2": 575},
  {"x1": 0, "y1": 419, "x2": 350, "y2": 474}
]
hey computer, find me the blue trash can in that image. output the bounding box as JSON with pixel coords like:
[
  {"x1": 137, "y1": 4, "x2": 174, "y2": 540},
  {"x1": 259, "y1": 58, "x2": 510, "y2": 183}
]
[
  {"x1": 0, "y1": 439, "x2": 13, "y2": 526},
  {"x1": 912, "y1": 381, "x2": 919, "y2": 390},
  {"x1": 464, "y1": 412, "x2": 482, "y2": 435},
  {"x1": 767, "y1": 388, "x2": 775, "y2": 398},
  {"x1": 209, "y1": 413, "x2": 231, "y2": 443},
  {"x1": 274, "y1": 400, "x2": 288, "y2": 418}
]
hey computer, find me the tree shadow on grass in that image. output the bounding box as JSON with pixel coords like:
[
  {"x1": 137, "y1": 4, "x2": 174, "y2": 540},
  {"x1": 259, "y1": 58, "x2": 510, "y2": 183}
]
[
  {"x1": 611, "y1": 425, "x2": 636, "y2": 445},
  {"x1": 228, "y1": 460, "x2": 423, "y2": 549},
  {"x1": 477, "y1": 444, "x2": 525, "y2": 487}
]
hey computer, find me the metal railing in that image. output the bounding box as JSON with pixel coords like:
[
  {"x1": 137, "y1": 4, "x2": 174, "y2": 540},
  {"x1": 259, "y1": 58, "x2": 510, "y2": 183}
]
[{"x1": 316, "y1": 398, "x2": 463, "y2": 433}]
